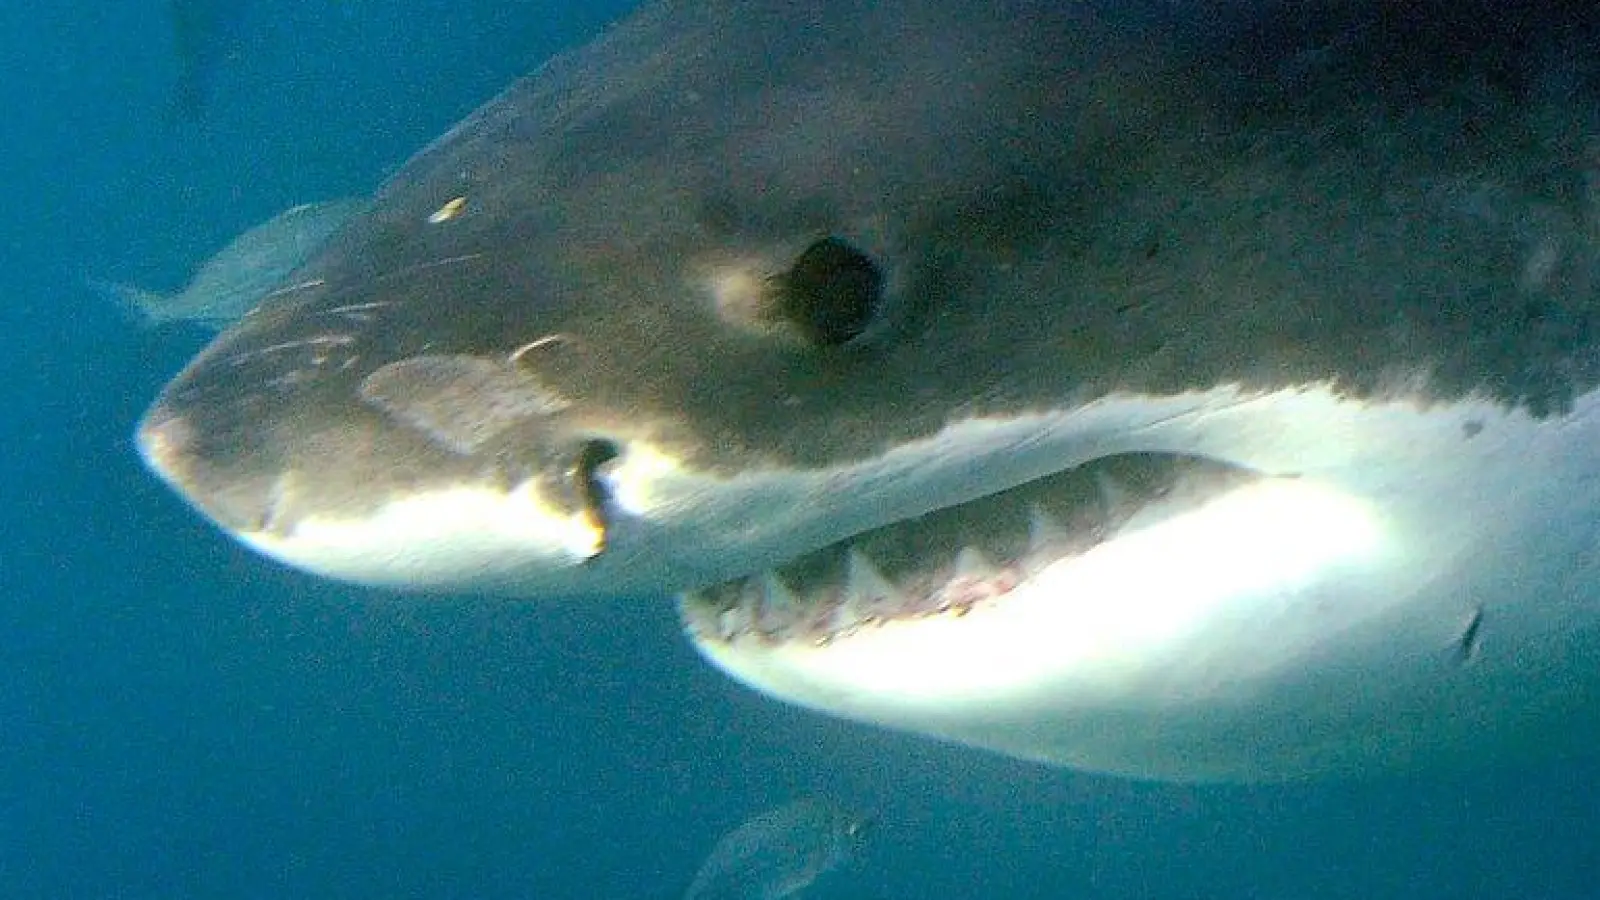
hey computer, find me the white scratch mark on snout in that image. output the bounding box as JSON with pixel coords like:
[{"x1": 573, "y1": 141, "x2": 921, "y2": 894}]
[{"x1": 509, "y1": 333, "x2": 579, "y2": 365}]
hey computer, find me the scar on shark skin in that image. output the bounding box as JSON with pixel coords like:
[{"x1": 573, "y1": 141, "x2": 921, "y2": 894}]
[
  {"x1": 509, "y1": 334, "x2": 578, "y2": 366},
  {"x1": 366, "y1": 253, "x2": 487, "y2": 289},
  {"x1": 1457, "y1": 606, "x2": 1485, "y2": 664}
]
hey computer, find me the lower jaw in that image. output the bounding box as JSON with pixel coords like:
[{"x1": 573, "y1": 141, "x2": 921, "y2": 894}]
[{"x1": 678, "y1": 457, "x2": 1397, "y2": 781}]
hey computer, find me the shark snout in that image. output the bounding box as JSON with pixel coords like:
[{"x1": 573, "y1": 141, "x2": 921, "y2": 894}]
[
  {"x1": 134, "y1": 402, "x2": 192, "y2": 483},
  {"x1": 135, "y1": 400, "x2": 285, "y2": 535}
]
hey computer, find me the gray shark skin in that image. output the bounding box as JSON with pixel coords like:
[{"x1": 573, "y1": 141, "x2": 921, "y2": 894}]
[{"x1": 138, "y1": 0, "x2": 1600, "y2": 781}]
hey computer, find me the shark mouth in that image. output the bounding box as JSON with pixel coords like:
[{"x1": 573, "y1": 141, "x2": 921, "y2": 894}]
[{"x1": 679, "y1": 452, "x2": 1262, "y2": 648}]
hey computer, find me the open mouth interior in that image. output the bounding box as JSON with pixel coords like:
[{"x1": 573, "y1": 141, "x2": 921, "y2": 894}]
[{"x1": 679, "y1": 452, "x2": 1265, "y2": 648}]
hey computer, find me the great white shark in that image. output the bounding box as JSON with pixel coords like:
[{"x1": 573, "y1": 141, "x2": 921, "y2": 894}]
[{"x1": 136, "y1": 0, "x2": 1600, "y2": 781}]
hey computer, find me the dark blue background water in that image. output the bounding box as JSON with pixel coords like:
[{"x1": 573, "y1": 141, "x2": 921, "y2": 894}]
[{"x1": 2, "y1": 2, "x2": 1597, "y2": 896}]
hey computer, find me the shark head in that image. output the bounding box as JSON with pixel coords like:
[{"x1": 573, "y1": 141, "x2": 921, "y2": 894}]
[{"x1": 138, "y1": 0, "x2": 1600, "y2": 780}]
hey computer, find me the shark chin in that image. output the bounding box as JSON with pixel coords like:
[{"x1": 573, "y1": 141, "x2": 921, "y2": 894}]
[{"x1": 135, "y1": 0, "x2": 1600, "y2": 782}]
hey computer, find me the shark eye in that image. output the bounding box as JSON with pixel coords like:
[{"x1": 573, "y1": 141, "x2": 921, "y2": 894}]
[{"x1": 771, "y1": 237, "x2": 884, "y2": 346}]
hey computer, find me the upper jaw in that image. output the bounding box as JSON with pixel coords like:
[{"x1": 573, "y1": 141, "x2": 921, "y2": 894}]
[{"x1": 138, "y1": 385, "x2": 1254, "y2": 599}]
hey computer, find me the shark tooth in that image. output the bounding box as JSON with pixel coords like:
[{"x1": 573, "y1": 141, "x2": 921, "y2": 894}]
[
  {"x1": 749, "y1": 572, "x2": 801, "y2": 638},
  {"x1": 759, "y1": 571, "x2": 798, "y2": 615},
  {"x1": 715, "y1": 602, "x2": 750, "y2": 641},
  {"x1": 954, "y1": 546, "x2": 997, "y2": 580},
  {"x1": 1027, "y1": 503, "x2": 1069, "y2": 552},
  {"x1": 678, "y1": 590, "x2": 711, "y2": 633},
  {"x1": 846, "y1": 548, "x2": 900, "y2": 612},
  {"x1": 1094, "y1": 470, "x2": 1131, "y2": 518}
]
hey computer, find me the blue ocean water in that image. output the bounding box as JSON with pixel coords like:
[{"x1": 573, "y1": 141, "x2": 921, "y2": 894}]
[{"x1": 1, "y1": 1, "x2": 1597, "y2": 897}]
